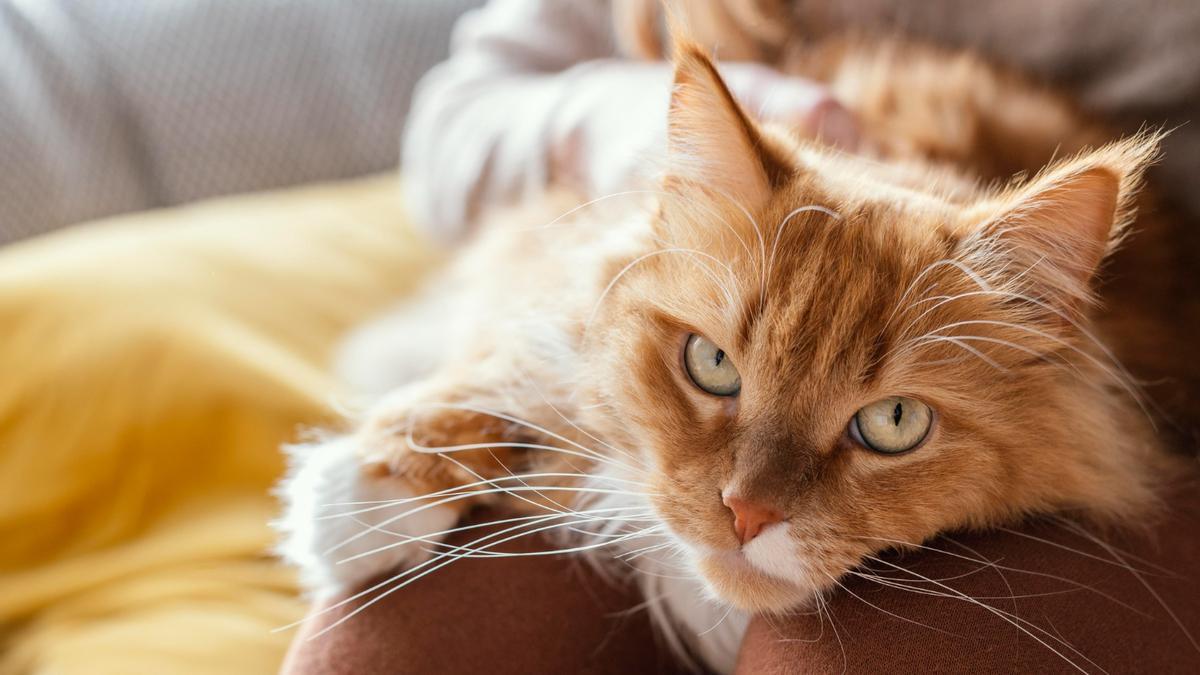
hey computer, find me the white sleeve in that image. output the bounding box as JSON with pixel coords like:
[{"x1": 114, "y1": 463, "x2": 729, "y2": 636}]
[{"x1": 400, "y1": 0, "x2": 673, "y2": 244}]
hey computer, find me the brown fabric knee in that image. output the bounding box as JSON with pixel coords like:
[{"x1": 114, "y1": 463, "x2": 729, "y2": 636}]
[{"x1": 282, "y1": 508, "x2": 688, "y2": 675}]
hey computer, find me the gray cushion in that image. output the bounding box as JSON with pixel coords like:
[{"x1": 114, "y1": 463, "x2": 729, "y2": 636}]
[{"x1": 0, "y1": 0, "x2": 482, "y2": 245}]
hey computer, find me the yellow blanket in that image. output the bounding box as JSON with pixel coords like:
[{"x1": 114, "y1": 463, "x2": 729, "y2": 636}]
[{"x1": 0, "y1": 176, "x2": 440, "y2": 674}]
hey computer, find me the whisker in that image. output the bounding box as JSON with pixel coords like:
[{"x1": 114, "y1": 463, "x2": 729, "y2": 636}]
[
  {"x1": 337, "y1": 506, "x2": 654, "y2": 564},
  {"x1": 995, "y1": 526, "x2": 1172, "y2": 578},
  {"x1": 1050, "y1": 518, "x2": 1199, "y2": 654},
  {"x1": 512, "y1": 366, "x2": 644, "y2": 467},
  {"x1": 306, "y1": 515, "x2": 665, "y2": 639},
  {"x1": 710, "y1": 189, "x2": 767, "y2": 311},
  {"x1": 764, "y1": 205, "x2": 840, "y2": 308},
  {"x1": 1045, "y1": 516, "x2": 1182, "y2": 578},
  {"x1": 858, "y1": 534, "x2": 1149, "y2": 616},
  {"x1": 851, "y1": 571, "x2": 1085, "y2": 601},
  {"x1": 618, "y1": 541, "x2": 673, "y2": 560},
  {"x1": 585, "y1": 247, "x2": 738, "y2": 329},
  {"x1": 826, "y1": 572, "x2": 964, "y2": 638},
  {"x1": 338, "y1": 504, "x2": 657, "y2": 562},
  {"x1": 900, "y1": 318, "x2": 1153, "y2": 423},
  {"x1": 274, "y1": 509, "x2": 575, "y2": 633},
  {"x1": 697, "y1": 603, "x2": 737, "y2": 637},
  {"x1": 448, "y1": 450, "x2": 579, "y2": 520},
  {"x1": 322, "y1": 484, "x2": 659, "y2": 558},
  {"x1": 319, "y1": 471, "x2": 650, "y2": 513},
  {"x1": 885, "y1": 258, "x2": 993, "y2": 330},
  {"x1": 403, "y1": 437, "x2": 628, "y2": 473},
  {"x1": 903, "y1": 334, "x2": 1009, "y2": 371},
  {"x1": 514, "y1": 189, "x2": 666, "y2": 233},
  {"x1": 863, "y1": 555, "x2": 1103, "y2": 674},
  {"x1": 441, "y1": 525, "x2": 667, "y2": 560},
  {"x1": 708, "y1": 188, "x2": 762, "y2": 280},
  {"x1": 818, "y1": 591, "x2": 848, "y2": 674},
  {"x1": 406, "y1": 401, "x2": 647, "y2": 472}
]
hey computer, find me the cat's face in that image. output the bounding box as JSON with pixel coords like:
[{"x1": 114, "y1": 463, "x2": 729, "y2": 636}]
[{"x1": 581, "y1": 45, "x2": 1160, "y2": 612}]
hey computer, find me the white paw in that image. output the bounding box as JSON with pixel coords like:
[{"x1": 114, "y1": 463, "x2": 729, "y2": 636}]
[{"x1": 276, "y1": 436, "x2": 458, "y2": 598}]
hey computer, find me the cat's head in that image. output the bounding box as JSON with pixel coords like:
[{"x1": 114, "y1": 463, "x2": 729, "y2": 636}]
[{"x1": 581, "y1": 44, "x2": 1164, "y2": 612}]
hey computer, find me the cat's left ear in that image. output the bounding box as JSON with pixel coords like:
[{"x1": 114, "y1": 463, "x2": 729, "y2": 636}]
[
  {"x1": 964, "y1": 134, "x2": 1161, "y2": 313},
  {"x1": 664, "y1": 41, "x2": 793, "y2": 210}
]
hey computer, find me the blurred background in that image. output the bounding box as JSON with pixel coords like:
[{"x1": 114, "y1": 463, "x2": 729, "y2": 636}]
[
  {"x1": 1, "y1": 0, "x2": 481, "y2": 245},
  {"x1": 1, "y1": 3, "x2": 483, "y2": 673},
  {"x1": 4, "y1": 0, "x2": 1200, "y2": 248}
]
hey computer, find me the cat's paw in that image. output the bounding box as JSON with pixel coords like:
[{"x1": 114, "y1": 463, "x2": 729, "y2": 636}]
[{"x1": 276, "y1": 435, "x2": 459, "y2": 598}]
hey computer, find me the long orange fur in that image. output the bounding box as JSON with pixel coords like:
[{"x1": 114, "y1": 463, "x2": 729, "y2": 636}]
[{"x1": 283, "y1": 22, "x2": 1195, "y2": 673}]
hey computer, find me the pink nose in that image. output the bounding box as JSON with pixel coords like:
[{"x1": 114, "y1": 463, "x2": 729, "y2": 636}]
[{"x1": 723, "y1": 494, "x2": 784, "y2": 545}]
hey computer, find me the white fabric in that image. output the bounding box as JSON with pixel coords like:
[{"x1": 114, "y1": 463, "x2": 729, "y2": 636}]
[{"x1": 401, "y1": 0, "x2": 854, "y2": 245}]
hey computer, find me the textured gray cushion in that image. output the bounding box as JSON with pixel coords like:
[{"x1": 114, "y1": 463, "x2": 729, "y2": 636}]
[{"x1": 0, "y1": 0, "x2": 482, "y2": 245}]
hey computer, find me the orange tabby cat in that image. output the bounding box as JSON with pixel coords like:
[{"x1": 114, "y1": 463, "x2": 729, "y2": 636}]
[{"x1": 280, "y1": 35, "x2": 1189, "y2": 673}]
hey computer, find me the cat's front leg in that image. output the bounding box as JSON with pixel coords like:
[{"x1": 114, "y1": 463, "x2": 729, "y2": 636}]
[{"x1": 278, "y1": 380, "x2": 550, "y2": 597}]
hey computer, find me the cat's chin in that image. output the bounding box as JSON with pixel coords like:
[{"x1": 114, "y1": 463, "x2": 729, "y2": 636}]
[{"x1": 695, "y1": 551, "x2": 819, "y2": 613}]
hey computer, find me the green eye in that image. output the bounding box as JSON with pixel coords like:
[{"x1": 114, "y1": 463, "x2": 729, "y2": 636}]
[
  {"x1": 684, "y1": 334, "x2": 741, "y2": 396},
  {"x1": 851, "y1": 396, "x2": 933, "y2": 454}
]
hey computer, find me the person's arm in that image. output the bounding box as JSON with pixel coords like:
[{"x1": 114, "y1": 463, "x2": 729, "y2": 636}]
[
  {"x1": 401, "y1": 0, "x2": 634, "y2": 244},
  {"x1": 401, "y1": 0, "x2": 857, "y2": 245}
]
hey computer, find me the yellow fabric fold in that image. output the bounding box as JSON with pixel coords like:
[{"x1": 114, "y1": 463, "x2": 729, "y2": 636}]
[{"x1": 0, "y1": 175, "x2": 440, "y2": 674}]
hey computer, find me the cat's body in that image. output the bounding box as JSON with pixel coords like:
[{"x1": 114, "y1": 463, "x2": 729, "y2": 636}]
[{"x1": 280, "y1": 36, "x2": 1192, "y2": 673}]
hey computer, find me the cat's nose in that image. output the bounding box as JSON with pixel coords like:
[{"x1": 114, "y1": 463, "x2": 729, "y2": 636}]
[{"x1": 722, "y1": 494, "x2": 784, "y2": 545}]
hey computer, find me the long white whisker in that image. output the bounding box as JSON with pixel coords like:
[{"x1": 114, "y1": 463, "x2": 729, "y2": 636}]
[
  {"x1": 307, "y1": 515, "x2": 665, "y2": 639},
  {"x1": 433, "y1": 524, "x2": 667, "y2": 560},
  {"x1": 712, "y1": 190, "x2": 766, "y2": 310},
  {"x1": 706, "y1": 190, "x2": 759, "y2": 274},
  {"x1": 318, "y1": 472, "x2": 652, "y2": 518},
  {"x1": 339, "y1": 507, "x2": 657, "y2": 564},
  {"x1": 448, "y1": 450, "x2": 580, "y2": 519},
  {"x1": 828, "y1": 572, "x2": 963, "y2": 638},
  {"x1": 885, "y1": 258, "x2": 993, "y2": 330},
  {"x1": 1049, "y1": 519, "x2": 1199, "y2": 653},
  {"x1": 765, "y1": 205, "x2": 840, "y2": 304},
  {"x1": 511, "y1": 366, "x2": 644, "y2": 467},
  {"x1": 404, "y1": 401, "x2": 645, "y2": 472},
  {"x1": 274, "y1": 509, "x2": 573, "y2": 633},
  {"x1": 903, "y1": 335, "x2": 1009, "y2": 371},
  {"x1": 697, "y1": 603, "x2": 737, "y2": 637},
  {"x1": 322, "y1": 484, "x2": 658, "y2": 557},
  {"x1": 864, "y1": 555, "x2": 1102, "y2": 674},
  {"x1": 901, "y1": 318, "x2": 1153, "y2": 423},
  {"x1": 586, "y1": 248, "x2": 727, "y2": 328},
  {"x1": 858, "y1": 535, "x2": 1148, "y2": 617},
  {"x1": 515, "y1": 189, "x2": 666, "y2": 232}
]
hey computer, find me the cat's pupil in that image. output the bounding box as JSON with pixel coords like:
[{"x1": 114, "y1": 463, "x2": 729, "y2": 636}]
[
  {"x1": 892, "y1": 402, "x2": 903, "y2": 426},
  {"x1": 714, "y1": 350, "x2": 725, "y2": 366}
]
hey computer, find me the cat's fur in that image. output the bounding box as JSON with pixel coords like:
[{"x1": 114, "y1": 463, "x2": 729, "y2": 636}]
[{"x1": 279, "y1": 36, "x2": 1191, "y2": 673}]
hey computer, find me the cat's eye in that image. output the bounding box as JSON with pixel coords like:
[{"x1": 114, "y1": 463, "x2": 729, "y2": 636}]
[
  {"x1": 683, "y1": 334, "x2": 741, "y2": 396},
  {"x1": 850, "y1": 396, "x2": 933, "y2": 454}
]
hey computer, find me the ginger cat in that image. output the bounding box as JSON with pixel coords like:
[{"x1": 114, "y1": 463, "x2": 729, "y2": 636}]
[{"x1": 280, "y1": 35, "x2": 1191, "y2": 672}]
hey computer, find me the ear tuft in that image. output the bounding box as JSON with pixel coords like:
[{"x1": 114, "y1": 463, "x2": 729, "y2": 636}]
[
  {"x1": 1010, "y1": 165, "x2": 1120, "y2": 283},
  {"x1": 665, "y1": 40, "x2": 791, "y2": 208},
  {"x1": 965, "y1": 132, "x2": 1162, "y2": 315}
]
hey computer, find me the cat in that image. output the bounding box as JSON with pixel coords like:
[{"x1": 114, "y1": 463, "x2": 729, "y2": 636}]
[{"x1": 278, "y1": 36, "x2": 1190, "y2": 673}]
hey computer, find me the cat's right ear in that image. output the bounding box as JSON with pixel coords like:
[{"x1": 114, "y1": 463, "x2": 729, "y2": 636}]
[
  {"x1": 663, "y1": 41, "x2": 792, "y2": 211},
  {"x1": 962, "y1": 133, "x2": 1161, "y2": 317}
]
